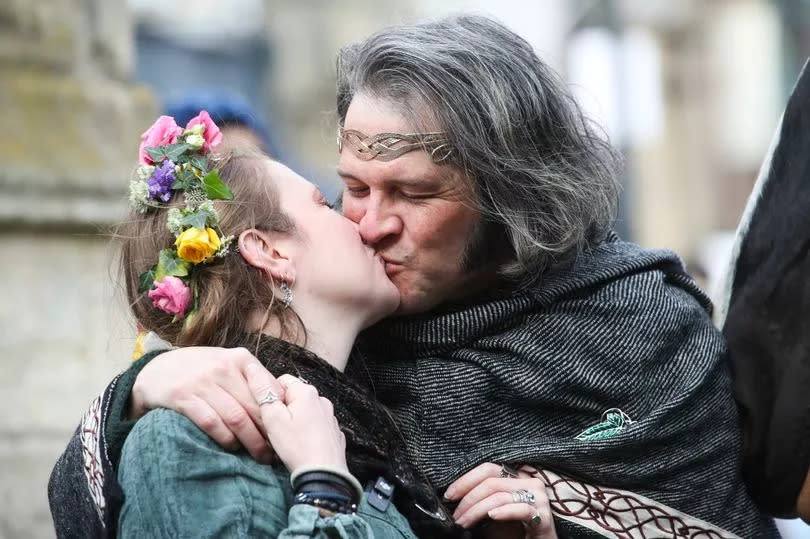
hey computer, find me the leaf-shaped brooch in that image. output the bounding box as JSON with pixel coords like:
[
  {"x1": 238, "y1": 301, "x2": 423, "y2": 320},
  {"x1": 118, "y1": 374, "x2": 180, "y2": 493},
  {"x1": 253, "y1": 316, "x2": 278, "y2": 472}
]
[{"x1": 575, "y1": 408, "x2": 635, "y2": 442}]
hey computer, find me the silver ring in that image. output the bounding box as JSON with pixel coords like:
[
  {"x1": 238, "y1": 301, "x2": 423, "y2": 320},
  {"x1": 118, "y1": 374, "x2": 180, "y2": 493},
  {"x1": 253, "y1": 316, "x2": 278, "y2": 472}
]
[
  {"x1": 528, "y1": 512, "x2": 541, "y2": 526},
  {"x1": 500, "y1": 464, "x2": 519, "y2": 478},
  {"x1": 511, "y1": 489, "x2": 536, "y2": 505},
  {"x1": 258, "y1": 389, "x2": 280, "y2": 406}
]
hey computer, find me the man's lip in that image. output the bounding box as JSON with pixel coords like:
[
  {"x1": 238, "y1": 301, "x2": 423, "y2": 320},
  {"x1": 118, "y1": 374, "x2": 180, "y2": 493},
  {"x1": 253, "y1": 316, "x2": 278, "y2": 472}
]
[
  {"x1": 380, "y1": 256, "x2": 402, "y2": 266},
  {"x1": 380, "y1": 256, "x2": 404, "y2": 274}
]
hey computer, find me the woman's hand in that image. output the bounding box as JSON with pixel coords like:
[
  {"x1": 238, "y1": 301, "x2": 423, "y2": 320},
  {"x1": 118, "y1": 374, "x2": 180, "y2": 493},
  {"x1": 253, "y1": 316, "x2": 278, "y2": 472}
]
[
  {"x1": 246, "y1": 368, "x2": 348, "y2": 474},
  {"x1": 131, "y1": 346, "x2": 282, "y2": 463},
  {"x1": 444, "y1": 462, "x2": 557, "y2": 539}
]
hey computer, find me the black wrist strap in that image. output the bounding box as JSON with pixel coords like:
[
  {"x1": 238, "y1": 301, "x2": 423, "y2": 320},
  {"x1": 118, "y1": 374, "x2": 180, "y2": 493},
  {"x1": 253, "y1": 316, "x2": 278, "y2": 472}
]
[{"x1": 293, "y1": 471, "x2": 357, "y2": 504}]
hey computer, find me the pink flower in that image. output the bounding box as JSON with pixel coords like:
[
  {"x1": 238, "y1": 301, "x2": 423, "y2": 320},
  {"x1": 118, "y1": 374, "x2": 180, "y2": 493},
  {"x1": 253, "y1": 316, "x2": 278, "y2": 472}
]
[
  {"x1": 139, "y1": 116, "x2": 183, "y2": 165},
  {"x1": 185, "y1": 110, "x2": 223, "y2": 153},
  {"x1": 148, "y1": 276, "x2": 191, "y2": 318}
]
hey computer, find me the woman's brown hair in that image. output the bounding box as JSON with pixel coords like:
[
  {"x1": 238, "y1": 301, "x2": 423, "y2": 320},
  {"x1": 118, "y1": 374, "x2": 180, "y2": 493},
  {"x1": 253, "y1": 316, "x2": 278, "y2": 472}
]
[{"x1": 118, "y1": 150, "x2": 301, "y2": 347}]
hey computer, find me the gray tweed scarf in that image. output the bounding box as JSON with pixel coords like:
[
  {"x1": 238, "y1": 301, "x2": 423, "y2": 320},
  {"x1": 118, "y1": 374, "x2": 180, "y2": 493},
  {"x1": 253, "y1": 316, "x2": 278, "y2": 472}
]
[{"x1": 349, "y1": 236, "x2": 776, "y2": 538}]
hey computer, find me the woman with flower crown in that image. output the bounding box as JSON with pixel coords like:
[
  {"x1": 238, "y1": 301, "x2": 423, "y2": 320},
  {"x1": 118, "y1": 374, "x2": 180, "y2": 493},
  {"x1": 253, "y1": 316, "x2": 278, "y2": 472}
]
[{"x1": 66, "y1": 113, "x2": 556, "y2": 539}]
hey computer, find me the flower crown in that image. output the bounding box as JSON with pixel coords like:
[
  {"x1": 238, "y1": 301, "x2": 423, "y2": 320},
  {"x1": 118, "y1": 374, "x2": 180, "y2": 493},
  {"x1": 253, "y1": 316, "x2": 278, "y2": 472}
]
[{"x1": 128, "y1": 112, "x2": 235, "y2": 322}]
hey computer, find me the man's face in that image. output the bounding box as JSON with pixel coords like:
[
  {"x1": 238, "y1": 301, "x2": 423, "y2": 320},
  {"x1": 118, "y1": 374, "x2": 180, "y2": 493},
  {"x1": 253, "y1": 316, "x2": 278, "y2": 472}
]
[{"x1": 337, "y1": 94, "x2": 482, "y2": 315}]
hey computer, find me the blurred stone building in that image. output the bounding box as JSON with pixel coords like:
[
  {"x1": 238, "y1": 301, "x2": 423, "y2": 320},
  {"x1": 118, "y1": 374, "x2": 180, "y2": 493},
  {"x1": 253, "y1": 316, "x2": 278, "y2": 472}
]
[
  {"x1": 2, "y1": 0, "x2": 807, "y2": 536},
  {"x1": 0, "y1": 0, "x2": 155, "y2": 536}
]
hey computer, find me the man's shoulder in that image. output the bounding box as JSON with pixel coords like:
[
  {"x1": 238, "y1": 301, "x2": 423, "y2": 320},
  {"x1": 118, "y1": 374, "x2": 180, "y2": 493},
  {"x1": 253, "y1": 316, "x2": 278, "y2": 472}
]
[{"x1": 521, "y1": 235, "x2": 706, "y2": 306}]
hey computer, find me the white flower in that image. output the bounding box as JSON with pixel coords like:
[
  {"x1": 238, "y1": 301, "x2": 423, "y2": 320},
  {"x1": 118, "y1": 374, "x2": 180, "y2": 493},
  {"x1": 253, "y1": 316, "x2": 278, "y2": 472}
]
[
  {"x1": 166, "y1": 208, "x2": 184, "y2": 236},
  {"x1": 136, "y1": 165, "x2": 155, "y2": 182},
  {"x1": 128, "y1": 180, "x2": 150, "y2": 213},
  {"x1": 215, "y1": 235, "x2": 235, "y2": 258},
  {"x1": 185, "y1": 133, "x2": 205, "y2": 150},
  {"x1": 183, "y1": 124, "x2": 205, "y2": 137}
]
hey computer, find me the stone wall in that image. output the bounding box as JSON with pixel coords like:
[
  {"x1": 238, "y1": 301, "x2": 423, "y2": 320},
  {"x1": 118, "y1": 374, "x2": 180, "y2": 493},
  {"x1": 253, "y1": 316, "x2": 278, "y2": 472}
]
[{"x1": 0, "y1": 0, "x2": 156, "y2": 536}]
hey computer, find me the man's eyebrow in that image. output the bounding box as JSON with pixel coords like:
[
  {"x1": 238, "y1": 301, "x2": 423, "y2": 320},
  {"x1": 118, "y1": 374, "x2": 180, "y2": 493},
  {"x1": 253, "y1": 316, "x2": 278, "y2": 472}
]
[
  {"x1": 336, "y1": 168, "x2": 357, "y2": 180},
  {"x1": 336, "y1": 169, "x2": 439, "y2": 188}
]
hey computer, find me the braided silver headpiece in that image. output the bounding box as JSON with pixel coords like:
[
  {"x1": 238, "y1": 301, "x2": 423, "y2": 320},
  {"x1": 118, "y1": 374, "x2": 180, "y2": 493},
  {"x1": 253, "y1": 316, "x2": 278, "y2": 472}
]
[{"x1": 337, "y1": 127, "x2": 454, "y2": 164}]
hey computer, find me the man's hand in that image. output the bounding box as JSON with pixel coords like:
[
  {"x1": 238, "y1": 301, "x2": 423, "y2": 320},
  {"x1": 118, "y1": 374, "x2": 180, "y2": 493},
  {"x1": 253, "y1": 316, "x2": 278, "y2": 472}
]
[
  {"x1": 445, "y1": 462, "x2": 557, "y2": 539},
  {"x1": 131, "y1": 346, "x2": 283, "y2": 464}
]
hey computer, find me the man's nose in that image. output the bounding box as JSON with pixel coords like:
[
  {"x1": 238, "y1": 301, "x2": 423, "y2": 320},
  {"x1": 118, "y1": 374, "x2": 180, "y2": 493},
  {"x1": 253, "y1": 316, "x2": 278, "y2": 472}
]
[{"x1": 358, "y1": 197, "x2": 402, "y2": 245}]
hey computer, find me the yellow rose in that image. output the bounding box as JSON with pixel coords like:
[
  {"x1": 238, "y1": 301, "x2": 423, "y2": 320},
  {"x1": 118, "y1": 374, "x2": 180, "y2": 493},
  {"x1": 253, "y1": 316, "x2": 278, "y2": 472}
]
[
  {"x1": 131, "y1": 332, "x2": 146, "y2": 361},
  {"x1": 175, "y1": 227, "x2": 221, "y2": 264}
]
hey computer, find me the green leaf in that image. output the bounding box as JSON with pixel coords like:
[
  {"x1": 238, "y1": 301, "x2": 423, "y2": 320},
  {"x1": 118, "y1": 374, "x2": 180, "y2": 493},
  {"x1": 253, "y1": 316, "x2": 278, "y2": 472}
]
[
  {"x1": 145, "y1": 146, "x2": 167, "y2": 162},
  {"x1": 171, "y1": 178, "x2": 185, "y2": 189},
  {"x1": 183, "y1": 167, "x2": 200, "y2": 185},
  {"x1": 137, "y1": 268, "x2": 156, "y2": 293},
  {"x1": 180, "y1": 209, "x2": 209, "y2": 230},
  {"x1": 154, "y1": 249, "x2": 190, "y2": 281},
  {"x1": 188, "y1": 154, "x2": 208, "y2": 172},
  {"x1": 202, "y1": 170, "x2": 233, "y2": 200},
  {"x1": 162, "y1": 143, "x2": 192, "y2": 162}
]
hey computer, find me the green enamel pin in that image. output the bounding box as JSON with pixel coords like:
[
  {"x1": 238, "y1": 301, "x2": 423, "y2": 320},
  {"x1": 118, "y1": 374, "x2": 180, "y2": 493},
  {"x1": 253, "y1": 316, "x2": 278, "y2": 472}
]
[{"x1": 575, "y1": 408, "x2": 635, "y2": 442}]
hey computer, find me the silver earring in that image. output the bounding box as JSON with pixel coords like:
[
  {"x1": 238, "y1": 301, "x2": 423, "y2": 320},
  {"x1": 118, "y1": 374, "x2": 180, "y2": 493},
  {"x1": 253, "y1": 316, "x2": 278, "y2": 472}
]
[{"x1": 280, "y1": 281, "x2": 293, "y2": 308}]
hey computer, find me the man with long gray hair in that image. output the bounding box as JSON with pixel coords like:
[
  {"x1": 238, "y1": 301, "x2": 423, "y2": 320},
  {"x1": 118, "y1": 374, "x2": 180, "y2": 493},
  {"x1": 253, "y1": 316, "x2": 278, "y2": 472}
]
[{"x1": 50, "y1": 15, "x2": 775, "y2": 538}]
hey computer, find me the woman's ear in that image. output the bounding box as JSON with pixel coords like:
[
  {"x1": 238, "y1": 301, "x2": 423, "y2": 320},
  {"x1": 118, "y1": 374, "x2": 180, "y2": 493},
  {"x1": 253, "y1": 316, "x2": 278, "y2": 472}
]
[{"x1": 238, "y1": 229, "x2": 296, "y2": 284}]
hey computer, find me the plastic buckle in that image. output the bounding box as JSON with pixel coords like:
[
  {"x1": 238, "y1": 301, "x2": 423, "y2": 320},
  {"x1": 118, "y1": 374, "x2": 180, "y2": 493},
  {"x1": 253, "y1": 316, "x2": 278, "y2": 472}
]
[{"x1": 366, "y1": 477, "x2": 394, "y2": 512}]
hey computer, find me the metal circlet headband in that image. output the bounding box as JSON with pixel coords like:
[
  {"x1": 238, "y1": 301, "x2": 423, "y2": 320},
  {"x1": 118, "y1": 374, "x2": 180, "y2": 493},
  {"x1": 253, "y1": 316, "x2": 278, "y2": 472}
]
[{"x1": 337, "y1": 127, "x2": 454, "y2": 164}]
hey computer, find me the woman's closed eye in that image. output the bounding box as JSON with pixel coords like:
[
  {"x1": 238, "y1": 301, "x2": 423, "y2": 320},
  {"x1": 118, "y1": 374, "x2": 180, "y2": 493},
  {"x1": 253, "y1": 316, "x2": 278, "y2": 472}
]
[{"x1": 314, "y1": 189, "x2": 335, "y2": 209}]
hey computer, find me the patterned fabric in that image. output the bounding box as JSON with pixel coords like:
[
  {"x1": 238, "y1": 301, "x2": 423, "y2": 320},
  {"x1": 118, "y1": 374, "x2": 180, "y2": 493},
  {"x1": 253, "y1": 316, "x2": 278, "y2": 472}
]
[
  {"x1": 49, "y1": 373, "x2": 126, "y2": 538},
  {"x1": 529, "y1": 467, "x2": 741, "y2": 538},
  {"x1": 79, "y1": 395, "x2": 106, "y2": 523},
  {"x1": 350, "y1": 235, "x2": 778, "y2": 537}
]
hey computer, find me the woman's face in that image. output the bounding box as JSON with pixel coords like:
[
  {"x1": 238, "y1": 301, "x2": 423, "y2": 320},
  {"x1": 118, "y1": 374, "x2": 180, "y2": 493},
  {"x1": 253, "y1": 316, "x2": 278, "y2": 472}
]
[{"x1": 267, "y1": 160, "x2": 400, "y2": 326}]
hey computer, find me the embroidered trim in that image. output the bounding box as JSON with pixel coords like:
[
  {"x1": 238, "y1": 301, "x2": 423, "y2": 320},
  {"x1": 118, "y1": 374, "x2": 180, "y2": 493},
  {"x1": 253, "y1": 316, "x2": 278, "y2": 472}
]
[
  {"x1": 80, "y1": 395, "x2": 106, "y2": 526},
  {"x1": 525, "y1": 467, "x2": 741, "y2": 539}
]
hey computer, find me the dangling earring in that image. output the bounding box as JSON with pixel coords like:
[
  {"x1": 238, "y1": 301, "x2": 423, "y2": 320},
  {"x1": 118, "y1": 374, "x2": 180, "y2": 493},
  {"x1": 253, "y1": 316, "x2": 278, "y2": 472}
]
[{"x1": 280, "y1": 280, "x2": 293, "y2": 308}]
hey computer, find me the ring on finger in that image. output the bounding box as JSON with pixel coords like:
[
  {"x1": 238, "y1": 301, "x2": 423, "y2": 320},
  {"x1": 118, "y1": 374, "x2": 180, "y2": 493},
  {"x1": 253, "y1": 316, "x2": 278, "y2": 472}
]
[
  {"x1": 258, "y1": 389, "x2": 280, "y2": 406},
  {"x1": 528, "y1": 512, "x2": 542, "y2": 527},
  {"x1": 511, "y1": 489, "x2": 536, "y2": 505}
]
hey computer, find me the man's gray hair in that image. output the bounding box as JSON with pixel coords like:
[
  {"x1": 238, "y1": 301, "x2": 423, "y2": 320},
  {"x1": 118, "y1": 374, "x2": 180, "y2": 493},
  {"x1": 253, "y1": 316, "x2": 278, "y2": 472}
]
[{"x1": 337, "y1": 15, "x2": 622, "y2": 278}]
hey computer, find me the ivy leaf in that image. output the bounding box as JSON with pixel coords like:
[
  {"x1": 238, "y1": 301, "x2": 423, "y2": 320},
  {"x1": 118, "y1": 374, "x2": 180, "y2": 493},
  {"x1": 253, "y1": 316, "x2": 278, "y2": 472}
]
[
  {"x1": 180, "y1": 209, "x2": 209, "y2": 230},
  {"x1": 162, "y1": 143, "x2": 192, "y2": 162},
  {"x1": 202, "y1": 170, "x2": 233, "y2": 200},
  {"x1": 145, "y1": 146, "x2": 168, "y2": 162},
  {"x1": 154, "y1": 249, "x2": 190, "y2": 281},
  {"x1": 180, "y1": 204, "x2": 216, "y2": 229},
  {"x1": 188, "y1": 154, "x2": 208, "y2": 172},
  {"x1": 184, "y1": 168, "x2": 202, "y2": 189},
  {"x1": 137, "y1": 268, "x2": 156, "y2": 293}
]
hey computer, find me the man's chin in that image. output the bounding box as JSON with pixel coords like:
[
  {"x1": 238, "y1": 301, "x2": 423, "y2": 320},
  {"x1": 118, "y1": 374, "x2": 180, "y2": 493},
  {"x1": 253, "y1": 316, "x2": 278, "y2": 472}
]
[{"x1": 390, "y1": 289, "x2": 443, "y2": 316}]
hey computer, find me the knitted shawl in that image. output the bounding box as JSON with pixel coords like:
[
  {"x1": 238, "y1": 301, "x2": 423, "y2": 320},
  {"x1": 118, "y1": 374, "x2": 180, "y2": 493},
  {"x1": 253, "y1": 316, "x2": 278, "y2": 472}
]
[{"x1": 349, "y1": 236, "x2": 777, "y2": 538}]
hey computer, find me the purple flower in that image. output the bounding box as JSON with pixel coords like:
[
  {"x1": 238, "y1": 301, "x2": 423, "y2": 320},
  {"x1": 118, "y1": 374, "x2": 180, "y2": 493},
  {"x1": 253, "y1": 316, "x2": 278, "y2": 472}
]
[{"x1": 147, "y1": 160, "x2": 176, "y2": 202}]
